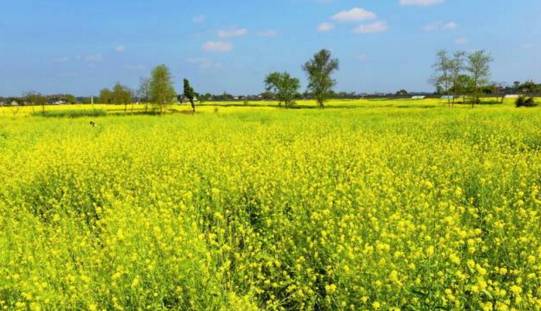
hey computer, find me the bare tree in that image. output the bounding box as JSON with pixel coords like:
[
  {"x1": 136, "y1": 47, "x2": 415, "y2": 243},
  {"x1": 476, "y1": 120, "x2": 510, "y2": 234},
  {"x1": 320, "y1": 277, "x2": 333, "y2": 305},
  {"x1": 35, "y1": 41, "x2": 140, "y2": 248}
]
[
  {"x1": 431, "y1": 50, "x2": 453, "y2": 107},
  {"x1": 137, "y1": 77, "x2": 151, "y2": 112},
  {"x1": 467, "y1": 50, "x2": 492, "y2": 107}
]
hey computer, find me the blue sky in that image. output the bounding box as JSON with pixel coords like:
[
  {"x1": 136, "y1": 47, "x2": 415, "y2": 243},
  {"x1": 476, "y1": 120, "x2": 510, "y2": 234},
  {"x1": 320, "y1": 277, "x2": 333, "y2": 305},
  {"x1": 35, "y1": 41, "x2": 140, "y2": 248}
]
[{"x1": 0, "y1": 0, "x2": 540, "y2": 96}]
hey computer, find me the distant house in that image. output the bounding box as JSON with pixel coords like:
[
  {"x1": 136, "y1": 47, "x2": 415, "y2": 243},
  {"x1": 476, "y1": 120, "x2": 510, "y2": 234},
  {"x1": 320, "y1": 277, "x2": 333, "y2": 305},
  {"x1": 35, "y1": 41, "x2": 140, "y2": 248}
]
[
  {"x1": 504, "y1": 94, "x2": 519, "y2": 99},
  {"x1": 412, "y1": 96, "x2": 426, "y2": 100},
  {"x1": 0, "y1": 101, "x2": 5, "y2": 106},
  {"x1": 441, "y1": 95, "x2": 454, "y2": 100},
  {"x1": 10, "y1": 101, "x2": 18, "y2": 106}
]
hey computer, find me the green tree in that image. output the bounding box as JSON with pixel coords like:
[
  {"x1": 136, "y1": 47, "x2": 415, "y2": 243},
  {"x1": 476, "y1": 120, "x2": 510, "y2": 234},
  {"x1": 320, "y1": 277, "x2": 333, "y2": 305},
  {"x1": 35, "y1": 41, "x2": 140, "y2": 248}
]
[
  {"x1": 99, "y1": 88, "x2": 113, "y2": 104},
  {"x1": 112, "y1": 83, "x2": 133, "y2": 112},
  {"x1": 466, "y1": 50, "x2": 492, "y2": 107},
  {"x1": 302, "y1": 49, "x2": 339, "y2": 108},
  {"x1": 264, "y1": 72, "x2": 301, "y2": 108},
  {"x1": 183, "y1": 79, "x2": 197, "y2": 113},
  {"x1": 149, "y1": 65, "x2": 176, "y2": 114}
]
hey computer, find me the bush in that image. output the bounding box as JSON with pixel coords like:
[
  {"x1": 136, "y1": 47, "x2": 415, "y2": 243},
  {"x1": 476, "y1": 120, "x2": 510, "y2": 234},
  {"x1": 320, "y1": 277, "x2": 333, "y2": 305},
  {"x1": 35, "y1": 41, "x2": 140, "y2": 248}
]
[{"x1": 516, "y1": 96, "x2": 537, "y2": 107}]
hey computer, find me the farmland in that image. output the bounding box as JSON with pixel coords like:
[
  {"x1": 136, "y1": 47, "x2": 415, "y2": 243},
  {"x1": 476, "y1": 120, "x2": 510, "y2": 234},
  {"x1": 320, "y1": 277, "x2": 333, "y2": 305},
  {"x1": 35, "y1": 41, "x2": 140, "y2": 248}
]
[{"x1": 0, "y1": 99, "x2": 540, "y2": 310}]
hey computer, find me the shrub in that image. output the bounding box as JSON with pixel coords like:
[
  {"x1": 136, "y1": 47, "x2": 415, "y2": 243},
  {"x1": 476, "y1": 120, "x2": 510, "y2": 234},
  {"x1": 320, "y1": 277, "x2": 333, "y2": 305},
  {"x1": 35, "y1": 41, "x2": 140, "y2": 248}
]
[{"x1": 516, "y1": 96, "x2": 537, "y2": 107}]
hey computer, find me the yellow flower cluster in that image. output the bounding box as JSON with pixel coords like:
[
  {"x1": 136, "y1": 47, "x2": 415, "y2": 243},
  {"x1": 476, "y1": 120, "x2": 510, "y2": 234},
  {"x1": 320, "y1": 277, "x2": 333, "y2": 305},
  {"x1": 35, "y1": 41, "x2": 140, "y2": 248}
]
[{"x1": 0, "y1": 101, "x2": 540, "y2": 309}]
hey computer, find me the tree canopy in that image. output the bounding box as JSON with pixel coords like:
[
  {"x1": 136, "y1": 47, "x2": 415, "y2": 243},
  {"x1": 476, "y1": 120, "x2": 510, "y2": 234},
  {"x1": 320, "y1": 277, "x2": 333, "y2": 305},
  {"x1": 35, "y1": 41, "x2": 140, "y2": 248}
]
[
  {"x1": 149, "y1": 65, "x2": 176, "y2": 114},
  {"x1": 303, "y1": 49, "x2": 339, "y2": 108},
  {"x1": 264, "y1": 72, "x2": 300, "y2": 108}
]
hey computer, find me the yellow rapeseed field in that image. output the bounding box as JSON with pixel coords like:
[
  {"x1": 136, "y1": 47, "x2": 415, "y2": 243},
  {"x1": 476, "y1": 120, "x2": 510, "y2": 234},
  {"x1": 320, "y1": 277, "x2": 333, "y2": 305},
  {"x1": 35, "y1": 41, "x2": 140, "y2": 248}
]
[{"x1": 0, "y1": 99, "x2": 540, "y2": 310}]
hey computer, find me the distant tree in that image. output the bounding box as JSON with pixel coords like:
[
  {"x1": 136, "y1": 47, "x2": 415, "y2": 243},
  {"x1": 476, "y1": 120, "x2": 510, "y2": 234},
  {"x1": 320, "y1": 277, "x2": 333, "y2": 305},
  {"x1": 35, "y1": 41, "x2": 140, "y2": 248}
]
[
  {"x1": 137, "y1": 77, "x2": 151, "y2": 112},
  {"x1": 396, "y1": 89, "x2": 408, "y2": 96},
  {"x1": 303, "y1": 49, "x2": 339, "y2": 108},
  {"x1": 431, "y1": 50, "x2": 454, "y2": 106},
  {"x1": 24, "y1": 91, "x2": 47, "y2": 112},
  {"x1": 466, "y1": 50, "x2": 492, "y2": 107},
  {"x1": 65, "y1": 94, "x2": 77, "y2": 104},
  {"x1": 449, "y1": 51, "x2": 466, "y2": 106},
  {"x1": 264, "y1": 72, "x2": 301, "y2": 108},
  {"x1": 518, "y1": 80, "x2": 541, "y2": 94},
  {"x1": 200, "y1": 93, "x2": 213, "y2": 102},
  {"x1": 183, "y1": 79, "x2": 197, "y2": 113},
  {"x1": 111, "y1": 83, "x2": 133, "y2": 112},
  {"x1": 513, "y1": 81, "x2": 521, "y2": 92},
  {"x1": 149, "y1": 65, "x2": 176, "y2": 114},
  {"x1": 99, "y1": 88, "x2": 113, "y2": 104}
]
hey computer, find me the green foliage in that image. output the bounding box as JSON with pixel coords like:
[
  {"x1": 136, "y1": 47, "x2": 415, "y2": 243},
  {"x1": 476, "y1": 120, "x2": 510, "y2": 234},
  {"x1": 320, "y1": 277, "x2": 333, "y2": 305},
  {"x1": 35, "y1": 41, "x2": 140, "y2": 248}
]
[
  {"x1": 99, "y1": 88, "x2": 113, "y2": 104},
  {"x1": 149, "y1": 65, "x2": 176, "y2": 114},
  {"x1": 112, "y1": 83, "x2": 133, "y2": 111},
  {"x1": 183, "y1": 79, "x2": 197, "y2": 112},
  {"x1": 264, "y1": 72, "x2": 300, "y2": 108},
  {"x1": 303, "y1": 49, "x2": 339, "y2": 108},
  {"x1": 516, "y1": 96, "x2": 537, "y2": 107}
]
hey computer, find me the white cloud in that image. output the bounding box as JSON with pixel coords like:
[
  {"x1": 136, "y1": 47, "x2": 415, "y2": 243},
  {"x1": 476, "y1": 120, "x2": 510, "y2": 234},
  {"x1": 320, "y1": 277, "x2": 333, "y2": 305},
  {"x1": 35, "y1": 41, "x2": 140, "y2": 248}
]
[
  {"x1": 331, "y1": 8, "x2": 376, "y2": 23},
  {"x1": 258, "y1": 30, "x2": 278, "y2": 37},
  {"x1": 187, "y1": 57, "x2": 222, "y2": 70},
  {"x1": 192, "y1": 15, "x2": 206, "y2": 23},
  {"x1": 353, "y1": 21, "x2": 388, "y2": 34},
  {"x1": 218, "y1": 27, "x2": 248, "y2": 39},
  {"x1": 423, "y1": 21, "x2": 457, "y2": 32},
  {"x1": 455, "y1": 37, "x2": 468, "y2": 45},
  {"x1": 400, "y1": 0, "x2": 444, "y2": 6},
  {"x1": 318, "y1": 22, "x2": 335, "y2": 32},
  {"x1": 202, "y1": 41, "x2": 233, "y2": 53},
  {"x1": 115, "y1": 45, "x2": 126, "y2": 53}
]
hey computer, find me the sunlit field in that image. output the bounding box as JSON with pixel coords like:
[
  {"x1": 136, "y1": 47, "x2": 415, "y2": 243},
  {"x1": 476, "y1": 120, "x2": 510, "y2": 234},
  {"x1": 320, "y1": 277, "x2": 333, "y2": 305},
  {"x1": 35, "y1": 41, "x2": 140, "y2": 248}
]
[{"x1": 1, "y1": 99, "x2": 540, "y2": 310}]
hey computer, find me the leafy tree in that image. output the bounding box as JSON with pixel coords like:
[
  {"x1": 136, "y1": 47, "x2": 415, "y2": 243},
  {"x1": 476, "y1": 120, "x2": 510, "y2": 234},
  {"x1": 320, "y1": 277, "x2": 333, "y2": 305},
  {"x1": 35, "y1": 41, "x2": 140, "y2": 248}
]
[
  {"x1": 183, "y1": 79, "x2": 197, "y2": 113},
  {"x1": 99, "y1": 88, "x2": 113, "y2": 104},
  {"x1": 149, "y1": 65, "x2": 176, "y2": 114},
  {"x1": 112, "y1": 83, "x2": 133, "y2": 112},
  {"x1": 466, "y1": 50, "x2": 492, "y2": 107},
  {"x1": 264, "y1": 72, "x2": 301, "y2": 108},
  {"x1": 303, "y1": 49, "x2": 339, "y2": 108}
]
